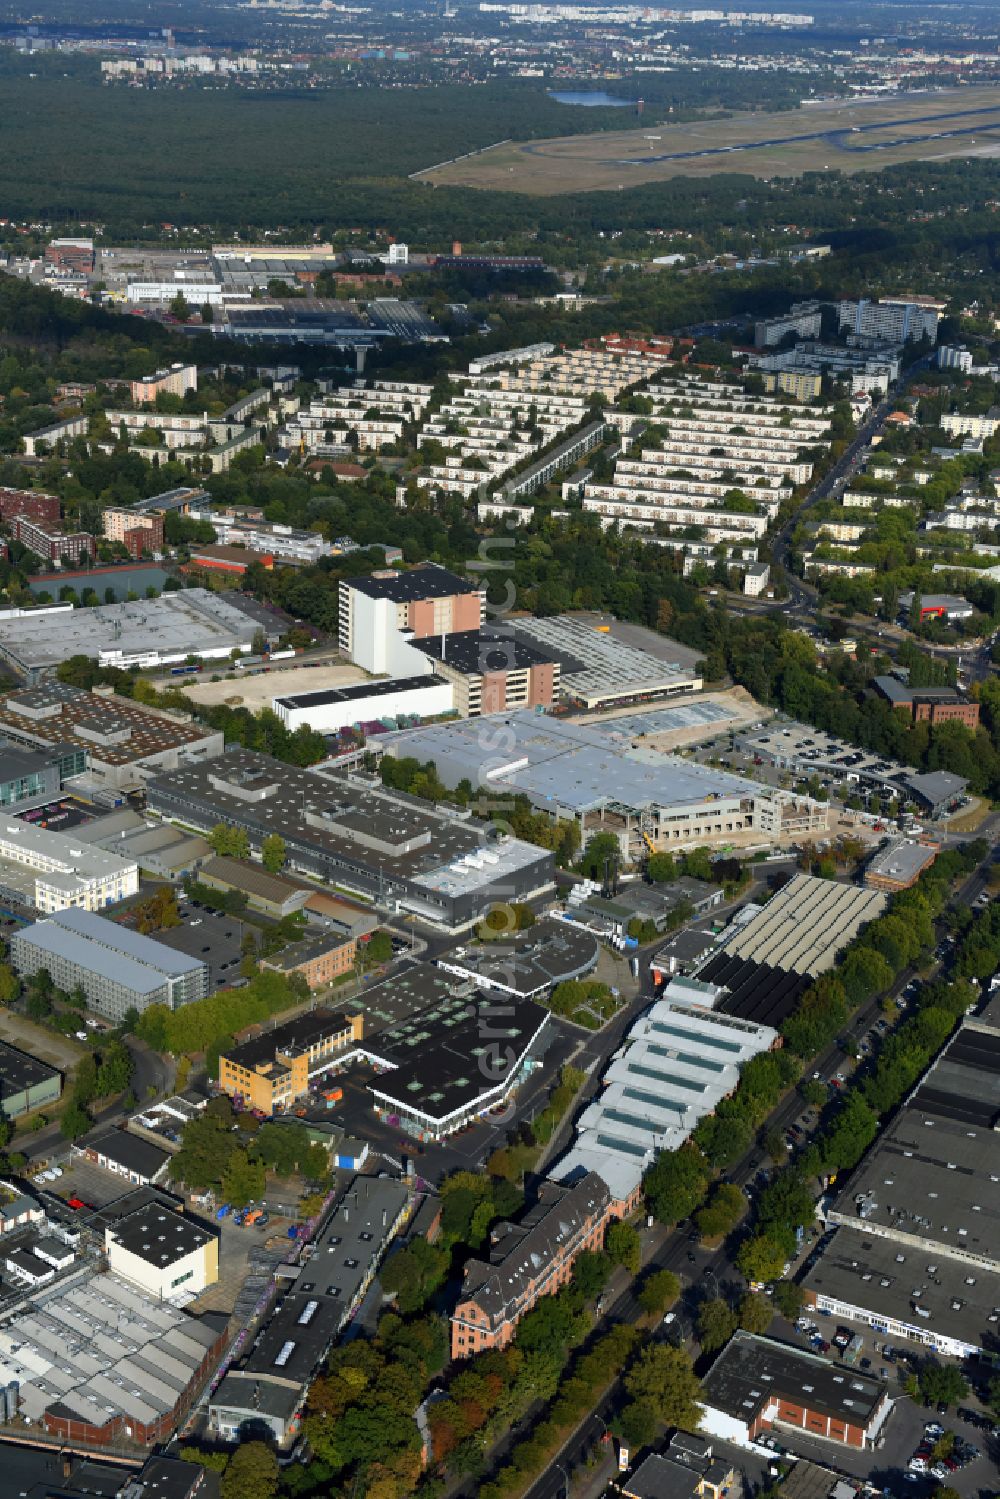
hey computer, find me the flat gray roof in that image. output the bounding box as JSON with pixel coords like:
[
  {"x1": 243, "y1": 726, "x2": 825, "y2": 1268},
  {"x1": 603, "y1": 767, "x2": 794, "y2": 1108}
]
[
  {"x1": 802, "y1": 1224, "x2": 1000, "y2": 1356},
  {"x1": 0, "y1": 588, "x2": 258, "y2": 671},
  {"x1": 12, "y1": 908, "x2": 204, "y2": 995},
  {"x1": 381, "y1": 711, "x2": 763, "y2": 817},
  {"x1": 509, "y1": 614, "x2": 698, "y2": 705}
]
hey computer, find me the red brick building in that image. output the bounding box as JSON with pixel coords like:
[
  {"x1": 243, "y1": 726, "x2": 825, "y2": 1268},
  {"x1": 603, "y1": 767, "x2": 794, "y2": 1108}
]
[
  {"x1": 450, "y1": 1173, "x2": 612, "y2": 1360},
  {"x1": 11, "y1": 516, "x2": 95, "y2": 565},
  {"x1": 0, "y1": 488, "x2": 61, "y2": 526},
  {"x1": 699, "y1": 1332, "x2": 892, "y2": 1452}
]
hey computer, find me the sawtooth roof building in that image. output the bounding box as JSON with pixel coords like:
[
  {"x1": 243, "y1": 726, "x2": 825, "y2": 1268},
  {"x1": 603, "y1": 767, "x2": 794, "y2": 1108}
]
[
  {"x1": 713, "y1": 873, "x2": 886, "y2": 977},
  {"x1": 550, "y1": 998, "x2": 777, "y2": 1212},
  {"x1": 145, "y1": 748, "x2": 555, "y2": 932}
]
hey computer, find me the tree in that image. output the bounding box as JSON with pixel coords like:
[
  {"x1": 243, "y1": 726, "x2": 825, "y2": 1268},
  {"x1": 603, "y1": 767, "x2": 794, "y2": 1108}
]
[
  {"x1": 169, "y1": 291, "x2": 191, "y2": 323},
  {"x1": 208, "y1": 824, "x2": 250, "y2": 859},
  {"x1": 646, "y1": 852, "x2": 677, "y2": 883},
  {"x1": 624, "y1": 1344, "x2": 703, "y2": 1430},
  {"x1": 380, "y1": 1239, "x2": 449, "y2": 1314},
  {"x1": 363, "y1": 930, "x2": 394, "y2": 967},
  {"x1": 0, "y1": 964, "x2": 18, "y2": 1005},
  {"x1": 261, "y1": 833, "x2": 286, "y2": 874},
  {"x1": 737, "y1": 1292, "x2": 773, "y2": 1335},
  {"x1": 572, "y1": 1249, "x2": 611, "y2": 1300},
  {"x1": 220, "y1": 1441, "x2": 279, "y2": 1499},
  {"x1": 60, "y1": 1101, "x2": 91, "y2": 1140},
  {"x1": 96, "y1": 1040, "x2": 133, "y2": 1098},
  {"x1": 605, "y1": 1221, "x2": 641, "y2": 1276},
  {"x1": 697, "y1": 1297, "x2": 737, "y2": 1354},
  {"x1": 645, "y1": 1142, "x2": 709, "y2": 1226},
  {"x1": 221, "y1": 1149, "x2": 265, "y2": 1208},
  {"x1": 771, "y1": 1281, "x2": 805, "y2": 1320},
  {"x1": 735, "y1": 1232, "x2": 787, "y2": 1286},
  {"x1": 918, "y1": 1361, "x2": 968, "y2": 1409},
  {"x1": 637, "y1": 1269, "x2": 680, "y2": 1317},
  {"x1": 579, "y1": 831, "x2": 620, "y2": 882}
]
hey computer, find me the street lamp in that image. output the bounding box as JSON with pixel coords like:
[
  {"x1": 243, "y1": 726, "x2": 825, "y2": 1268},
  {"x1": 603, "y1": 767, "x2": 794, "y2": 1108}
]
[{"x1": 554, "y1": 1462, "x2": 571, "y2": 1499}]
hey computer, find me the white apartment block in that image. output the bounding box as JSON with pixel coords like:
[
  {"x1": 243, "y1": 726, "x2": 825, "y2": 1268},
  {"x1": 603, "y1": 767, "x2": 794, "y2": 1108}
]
[
  {"x1": 106, "y1": 411, "x2": 210, "y2": 449},
  {"x1": 940, "y1": 410, "x2": 1000, "y2": 441},
  {"x1": 837, "y1": 296, "x2": 945, "y2": 345},
  {"x1": 754, "y1": 301, "x2": 824, "y2": 348}
]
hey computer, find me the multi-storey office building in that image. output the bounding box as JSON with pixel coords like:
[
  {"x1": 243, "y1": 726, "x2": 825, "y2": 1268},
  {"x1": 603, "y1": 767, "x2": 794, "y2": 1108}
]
[
  {"x1": 337, "y1": 563, "x2": 483, "y2": 674},
  {"x1": 11, "y1": 908, "x2": 208, "y2": 1021},
  {"x1": 0, "y1": 822, "x2": 136, "y2": 913}
]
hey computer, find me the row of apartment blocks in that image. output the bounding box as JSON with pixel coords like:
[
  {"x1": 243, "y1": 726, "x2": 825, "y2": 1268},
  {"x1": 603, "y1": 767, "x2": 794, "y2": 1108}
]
[{"x1": 581, "y1": 375, "x2": 832, "y2": 541}]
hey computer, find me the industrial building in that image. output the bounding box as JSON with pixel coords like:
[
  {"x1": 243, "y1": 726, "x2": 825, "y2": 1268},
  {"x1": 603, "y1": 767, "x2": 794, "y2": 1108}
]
[
  {"x1": 412, "y1": 627, "x2": 560, "y2": 717},
  {"x1": 218, "y1": 1008, "x2": 363, "y2": 1114},
  {"x1": 259, "y1": 930, "x2": 357, "y2": 990},
  {"x1": 436, "y1": 919, "x2": 599, "y2": 999},
  {"x1": 337, "y1": 563, "x2": 483, "y2": 674},
  {"x1": 0, "y1": 683, "x2": 224, "y2": 790},
  {"x1": 196, "y1": 854, "x2": 313, "y2": 918},
  {"x1": 551, "y1": 999, "x2": 778, "y2": 1212},
  {"x1": 826, "y1": 1019, "x2": 1000, "y2": 1274},
  {"x1": 801, "y1": 1224, "x2": 1000, "y2": 1363},
  {"x1": 0, "y1": 1042, "x2": 62, "y2": 1119},
  {"x1": 507, "y1": 615, "x2": 700, "y2": 710},
  {"x1": 0, "y1": 1267, "x2": 226, "y2": 1446},
  {"x1": 81, "y1": 1129, "x2": 171, "y2": 1187},
  {"x1": 0, "y1": 819, "x2": 137, "y2": 914},
  {"x1": 367, "y1": 994, "x2": 550, "y2": 1142},
  {"x1": 102, "y1": 1196, "x2": 219, "y2": 1303},
  {"x1": 0, "y1": 588, "x2": 274, "y2": 680},
  {"x1": 272, "y1": 674, "x2": 454, "y2": 735},
  {"x1": 712, "y1": 873, "x2": 886, "y2": 977},
  {"x1": 10, "y1": 908, "x2": 209, "y2": 1022},
  {"x1": 873, "y1": 675, "x2": 980, "y2": 729},
  {"x1": 864, "y1": 838, "x2": 939, "y2": 893},
  {"x1": 451, "y1": 1173, "x2": 613, "y2": 1359},
  {"x1": 208, "y1": 1175, "x2": 410, "y2": 1447},
  {"x1": 146, "y1": 749, "x2": 556, "y2": 932},
  {"x1": 0, "y1": 741, "x2": 65, "y2": 815},
  {"x1": 699, "y1": 1332, "x2": 892, "y2": 1451},
  {"x1": 380, "y1": 711, "x2": 826, "y2": 866}
]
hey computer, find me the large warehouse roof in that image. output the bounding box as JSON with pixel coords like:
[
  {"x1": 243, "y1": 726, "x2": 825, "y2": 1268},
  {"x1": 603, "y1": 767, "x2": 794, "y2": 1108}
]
[
  {"x1": 381, "y1": 711, "x2": 763, "y2": 816},
  {"x1": 508, "y1": 614, "x2": 699, "y2": 708},
  {"x1": 719, "y1": 873, "x2": 886, "y2": 976}
]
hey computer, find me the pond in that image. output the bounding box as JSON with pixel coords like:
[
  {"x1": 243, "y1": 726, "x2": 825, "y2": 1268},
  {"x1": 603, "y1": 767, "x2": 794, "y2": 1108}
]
[{"x1": 548, "y1": 90, "x2": 636, "y2": 108}]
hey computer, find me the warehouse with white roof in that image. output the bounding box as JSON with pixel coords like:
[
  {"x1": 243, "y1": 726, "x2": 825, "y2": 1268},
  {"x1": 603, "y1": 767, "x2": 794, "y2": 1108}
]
[
  {"x1": 380, "y1": 710, "x2": 827, "y2": 863},
  {"x1": 551, "y1": 999, "x2": 777, "y2": 1211}
]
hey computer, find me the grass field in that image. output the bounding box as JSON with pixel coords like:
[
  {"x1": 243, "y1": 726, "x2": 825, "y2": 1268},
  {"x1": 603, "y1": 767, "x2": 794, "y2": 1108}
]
[{"x1": 425, "y1": 85, "x2": 1000, "y2": 195}]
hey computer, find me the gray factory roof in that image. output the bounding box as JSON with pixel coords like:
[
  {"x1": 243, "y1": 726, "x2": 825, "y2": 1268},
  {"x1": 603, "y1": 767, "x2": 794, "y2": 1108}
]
[
  {"x1": 436, "y1": 919, "x2": 599, "y2": 998},
  {"x1": 0, "y1": 1041, "x2": 60, "y2": 1104},
  {"x1": 148, "y1": 748, "x2": 549, "y2": 901},
  {"x1": 0, "y1": 588, "x2": 258, "y2": 672},
  {"x1": 720, "y1": 873, "x2": 886, "y2": 976},
  {"x1": 702, "y1": 1331, "x2": 887, "y2": 1429},
  {"x1": 381, "y1": 711, "x2": 764, "y2": 817},
  {"x1": 801, "y1": 1225, "x2": 1000, "y2": 1356},
  {"x1": 508, "y1": 614, "x2": 698, "y2": 705},
  {"x1": 0, "y1": 1268, "x2": 219, "y2": 1430},
  {"x1": 828, "y1": 1021, "x2": 1000, "y2": 1267},
  {"x1": 595, "y1": 699, "x2": 739, "y2": 740},
  {"x1": 865, "y1": 838, "x2": 938, "y2": 885},
  {"x1": 12, "y1": 908, "x2": 204, "y2": 996}
]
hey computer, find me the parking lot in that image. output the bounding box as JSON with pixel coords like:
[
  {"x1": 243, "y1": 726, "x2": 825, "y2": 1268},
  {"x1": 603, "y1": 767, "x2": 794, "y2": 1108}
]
[{"x1": 151, "y1": 905, "x2": 249, "y2": 991}]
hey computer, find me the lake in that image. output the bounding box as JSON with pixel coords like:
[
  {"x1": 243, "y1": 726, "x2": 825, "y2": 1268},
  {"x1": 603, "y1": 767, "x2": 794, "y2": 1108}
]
[{"x1": 548, "y1": 90, "x2": 636, "y2": 108}]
